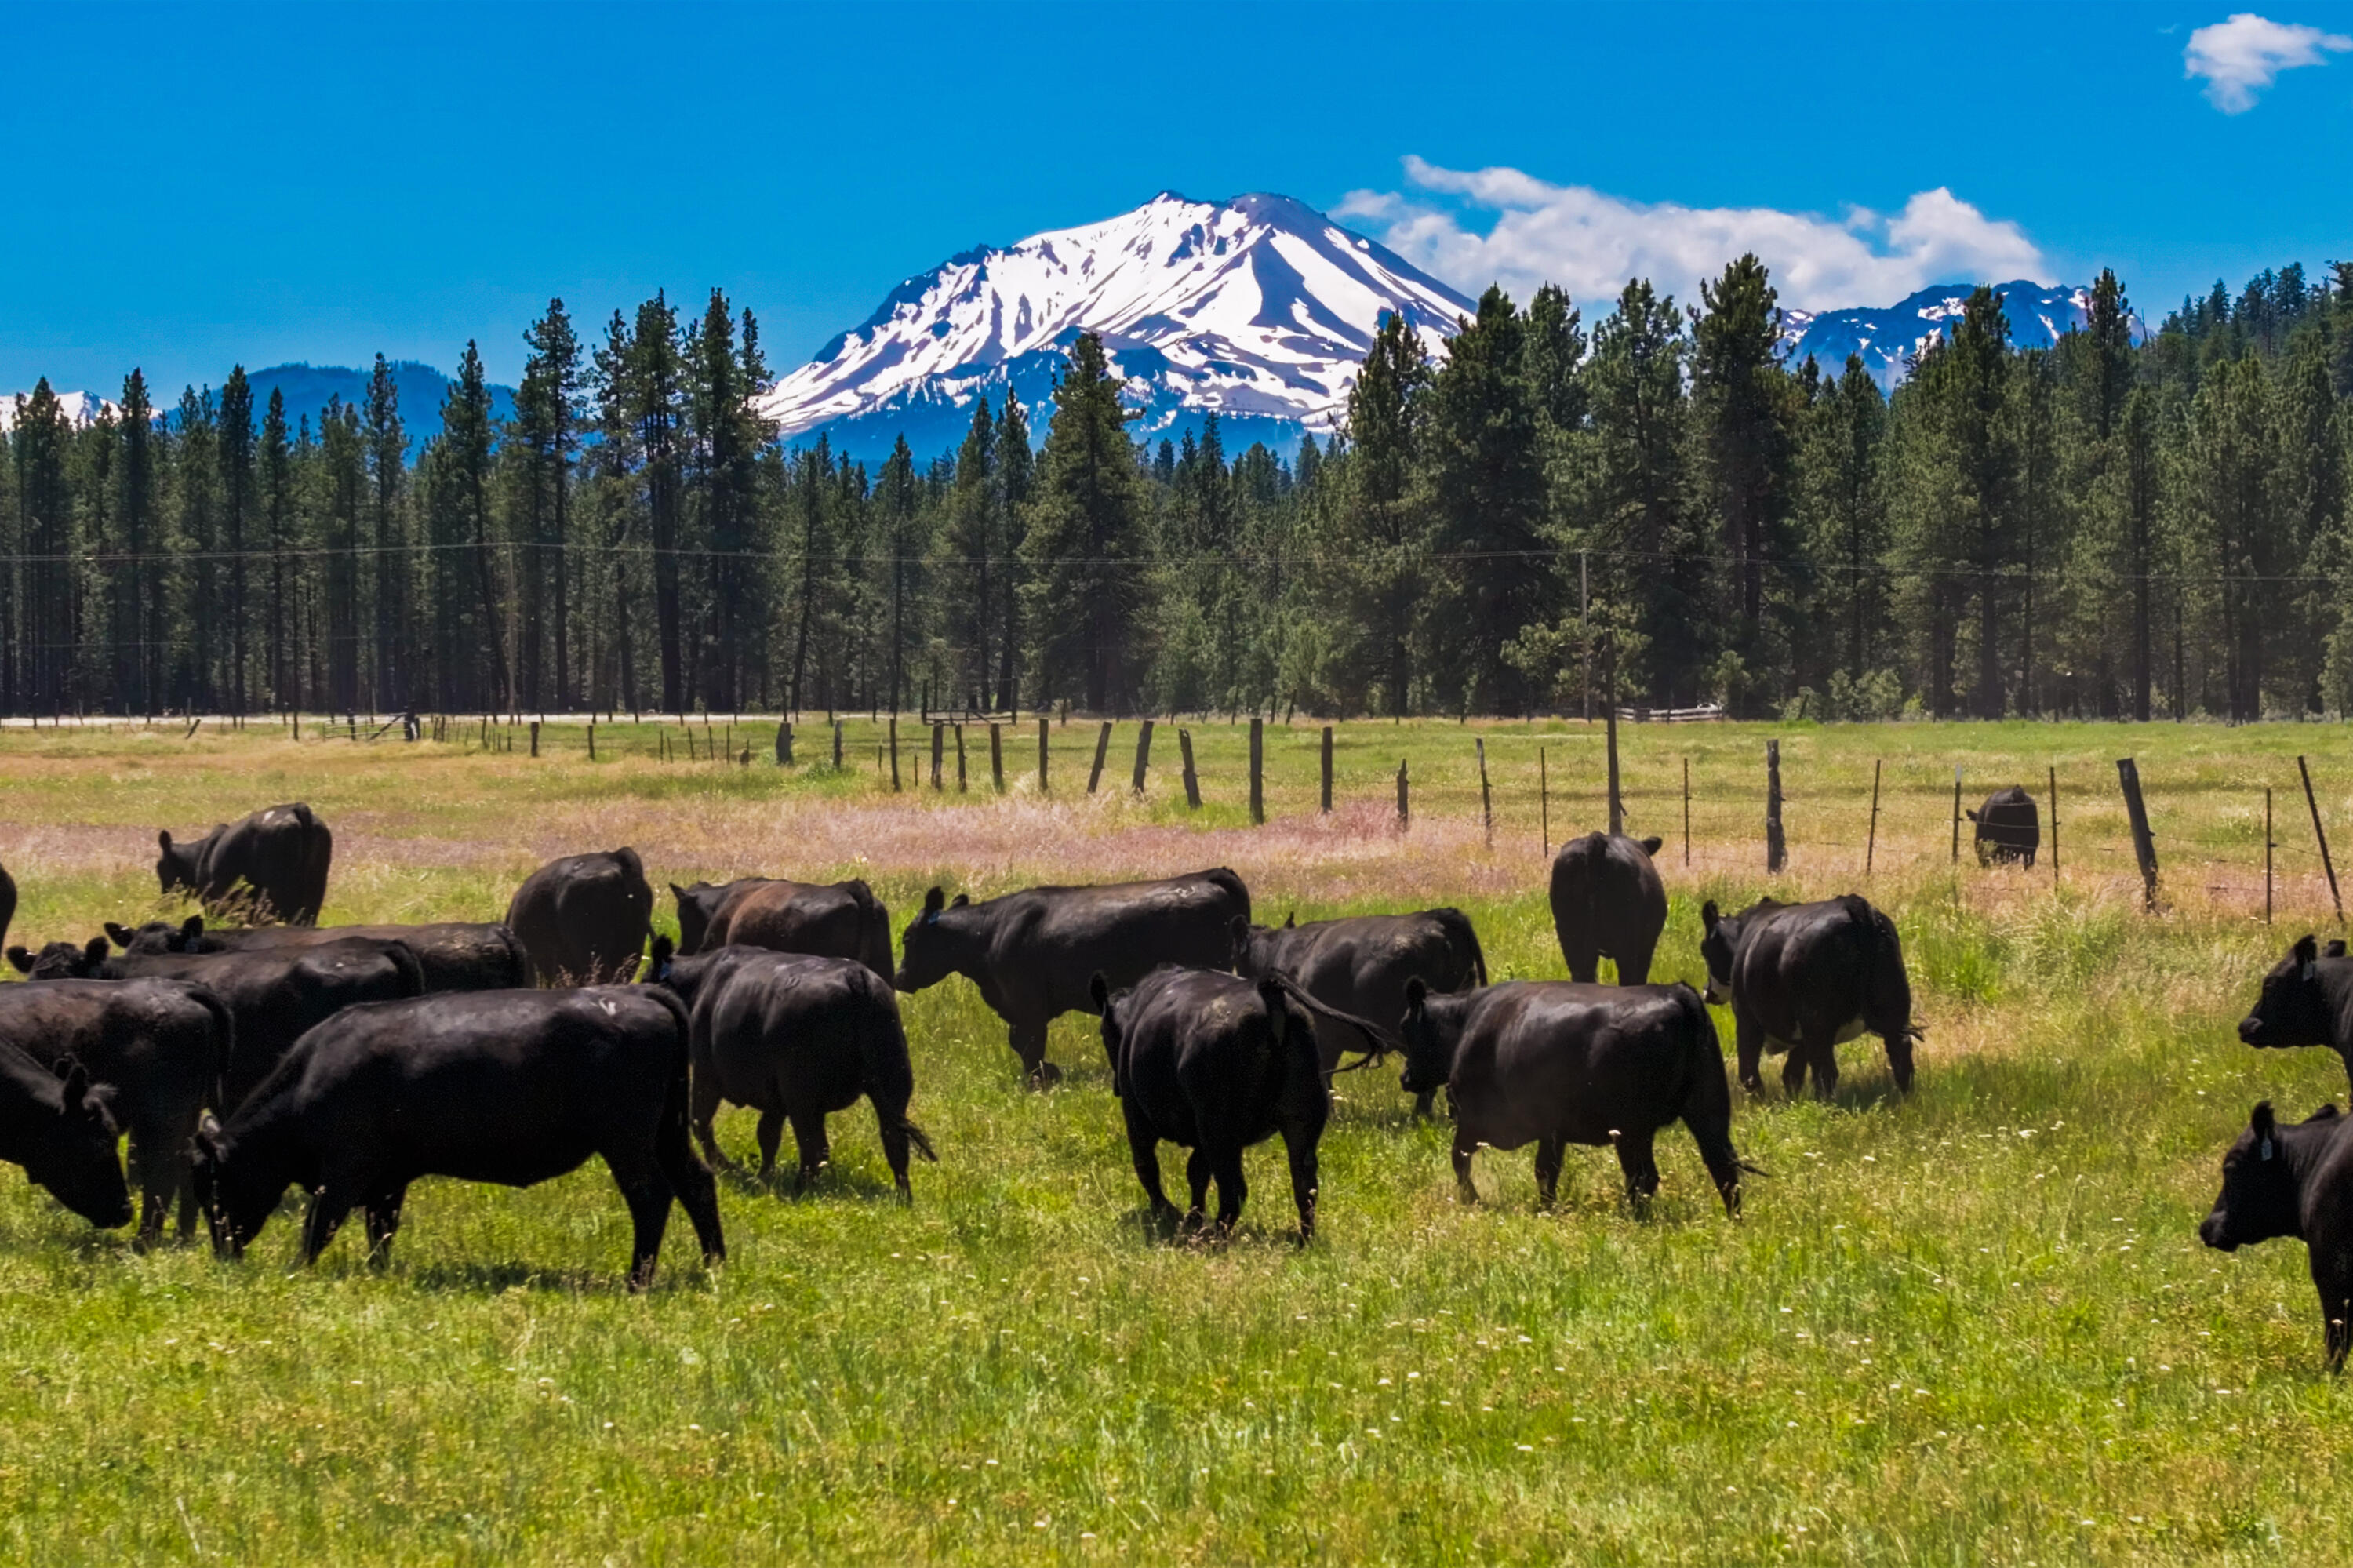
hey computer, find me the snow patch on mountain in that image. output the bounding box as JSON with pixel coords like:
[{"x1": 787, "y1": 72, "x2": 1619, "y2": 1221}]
[
  {"x1": 0, "y1": 389, "x2": 111, "y2": 432},
  {"x1": 759, "y1": 191, "x2": 1475, "y2": 460},
  {"x1": 1780, "y1": 280, "x2": 2144, "y2": 390}
]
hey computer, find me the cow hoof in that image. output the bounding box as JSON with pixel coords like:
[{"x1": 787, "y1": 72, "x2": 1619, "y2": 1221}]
[{"x1": 1025, "y1": 1061, "x2": 1063, "y2": 1090}]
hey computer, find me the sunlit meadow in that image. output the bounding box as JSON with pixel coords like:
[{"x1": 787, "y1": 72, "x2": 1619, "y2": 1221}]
[{"x1": 1, "y1": 712, "x2": 2350, "y2": 1564}]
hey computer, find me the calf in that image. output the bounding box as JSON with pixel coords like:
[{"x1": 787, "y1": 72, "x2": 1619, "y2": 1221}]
[
  {"x1": 107, "y1": 915, "x2": 526, "y2": 994},
  {"x1": 2238, "y1": 933, "x2": 2353, "y2": 1093},
  {"x1": 506, "y1": 848, "x2": 653, "y2": 985},
  {"x1": 156, "y1": 802, "x2": 333, "y2": 925},
  {"x1": 1231, "y1": 908, "x2": 1485, "y2": 1115},
  {"x1": 1401, "y1": 977, "x2": 1745, "y2": 1213},
  {"x1": 0, "y1": 978, "x2": 230, "y2": 1242},
  {"x1": 649, "y1": 937, "x2": 936, "y2": 1197},
  {"x1": 1090, "y1": 967, "x2": 1384, "y2": 1242},
  {"x1": 1700, "y1": 893, "x2": 1919, "y2": 1097},
  {"x1": 1966, "y1": 785, "x2": 2041, "y2": 867},
  {"x1": 2200, "y1": 1101, "x2": 2353, "y2": 1367},
  {"x1": 1549, "y1": 831, "x2": 1669, "y2": 984},
  {"x1": 13, "y1": 935, "x2": 426, "y2": 1110},
  {"x1": 0, "y1": 1048, "x2": 130, "y2": 1231},
  {"x1": 674, "y1": 877, "x2": 893, "y2": 979},
  {"x1": 896, "y1": 868, "x2": 1250, "y2": 1086},
  {"x1": 189, "y1": 986, "x2": 724, "y2": 1287}
]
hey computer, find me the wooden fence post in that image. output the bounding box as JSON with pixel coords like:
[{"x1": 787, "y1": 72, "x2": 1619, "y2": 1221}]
[
  {"x1": 1682, "y1": 757, "x2": 1691, "y2": 868},
  {"x1": 1249, "y1": 717, "x2": 1264, "y2": 825},
  {"x1": 1320, "y1": 726, "x2": 1333, "y2": 814},
  {"x1": 2300, "y1": 755, "x2": 2345, "y2": 925},
  {"x1": 1476, "y1": 737, "x2": 1493, "y2": 849},
  {"x1": 776, "y1": 721, "x2": 792, "y2": 765},
  {"x1": 1037, "y1": 717, "x2": 1049, "y2": 793},
  {"x1": 529, "y1": 720, "x2": 540, "y2": 758},
  {"x1": 931, "y1": 722, "x2": 944, "y2": 791},
  {"x1": 1766, "y1": 739, "x2": 1785, "y2": 874},
  {"x1": 955, "y1": 724, "x2": 967, "y2": 792},
  {"x1": 1540, "y1": 745, "x2": 1549, "y2": 853},
  {"x1": 1951, "y1": 768, "x2": 1963, "y2": 864},
  {"x1": 989, "y1": 723, "x2": 1004, "y2": 793},
  {"x1": 889, "y1": 716, "x2": 900, "y2": 791},
  {"x1": 2267, "y1": 785, "x2": 2275, "y2": 926},
  {"x1": 1131, "y1": 720, "x2": 1155, "y2": 795},
  {"x1": 832, "y1": 720, "x2": 844, "y2": 771},
  {"x1": 1866, "y1": 758, "x2": 1882, "y2": 876},
  {"x1": 1178, "y1": 729, "x2": 1202, "y2": 809},
  {"x1": 2117, "y1": 757, "x2": 2159, "y2": 911},
  {"x1": 2049, "y1": 765, "x2": 2060, "y2": 885},
  {"x1": 1087, "y1": 722, "x2": 1111, "y2": 794},
  {"x1": 1396, "y1": 759, "x2": 1409, "y2": 831},
  {"x1": 1605, "y1": 700, "x2": 1623, "y2": 835}
]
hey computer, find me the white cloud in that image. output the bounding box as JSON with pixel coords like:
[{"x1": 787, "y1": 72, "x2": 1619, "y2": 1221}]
[
  {"x1": 2185, "y1": 13, "x2": 2351, "y2": 111},
  {"x1": 1336, "y1": 158, "x2": 2049, "y2": 315}
]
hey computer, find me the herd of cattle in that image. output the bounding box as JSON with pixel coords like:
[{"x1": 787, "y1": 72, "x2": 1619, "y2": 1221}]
[{"x1": 1, "y1": 797, "x2": 2351, "y2": 1366}]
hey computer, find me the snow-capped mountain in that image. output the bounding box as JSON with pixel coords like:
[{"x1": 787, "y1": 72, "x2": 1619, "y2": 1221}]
[
  {"x1": 0, "y1": 363, "x2": 510, "y2": 442},
  {"x1": 0, "y1": 388, "x2": 111, "y2": 432},
  {"x1": 1780, "y1": 281, "x2": 2144, "y2": 391},
  {"x1": 759, "y1": 191, "x2": 1475, "y2": 460}
]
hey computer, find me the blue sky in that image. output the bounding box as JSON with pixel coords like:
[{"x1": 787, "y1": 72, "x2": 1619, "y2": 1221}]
[{"x1": 4, "y1": 0, "x2": 2350, "y2": 397}]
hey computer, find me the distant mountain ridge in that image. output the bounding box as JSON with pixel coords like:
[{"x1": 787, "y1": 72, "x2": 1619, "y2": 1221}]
[
  {"x1": 1779, "y1": 280, "x2": 2147, "y2": 390},
  {"x1": 0, "y1": 362, "x2": 514, "y2": 446}
]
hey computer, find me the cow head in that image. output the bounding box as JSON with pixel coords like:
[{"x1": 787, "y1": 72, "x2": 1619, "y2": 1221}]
[
  {"x1": 894, "y1": 886, "x2": 971, "y2": 993},
  {"x1": 189, "y1": 1114, "x2": 280, "y2": 1261},
  {"x1": 18, "y1": 1060, "x2": 130, "y2": 1231},
  {"x1": 1397, "y1": 977, "x2": 1461, "y2": 1097},
  {"x1": 105, "y1": 915, "x2": 209, "y2": 955},
  {"x1": 670, "y1": 883, "x2": 725, "y2": 957},
  {"x1": 6, "y1": 937, "x2": 109, "y2": 980},
  {"x1": 643, "y1": 933, "x2": 678, "y2": 985},
  {"x1": 2240, "y1": 935, "x2": 2337, "y2": 1050},
  {"x1": 155, "y1": 830, "x2": 205, "y2": 897},
  {"x1": 2201, "y1": 1101, "x2": 2337, "y2": 1251}
]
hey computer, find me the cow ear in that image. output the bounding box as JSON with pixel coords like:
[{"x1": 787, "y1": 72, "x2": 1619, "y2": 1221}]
[
  {"x1": 1639, "y1": 837, "x2": 1663, "y2": 857},
  {"x1": 1089, "y1": 972, "x2": 1111, "y2": 1015},
  {"x1": 2254, "y1": 1100, "x2": 2278, "y2": 1159},
  {"x1": 1283, "y1": 911, "x2": 1295, "y2": 928},
  {"x1": 921, "y1": 886, "x2": 944, "y2": 922},
  {"x1": 1965, "y1": 809, "x2": 1980, "y2": 823},
  {"x1": 2317, "y1": 1104, "x2": 2342, "y2": 1121},
  {"x1": 4, "y1": 947, "x2": 29, "y2": 975},
  {"x1": 1404, "y1": 976, "x2": 1427, "y2": 1013},
  {"x1": 83, "y1": 937, "x2": 108, "y2": 968},
  {"x1": 103, "y1": 922, "x2": 132, "y2": 948},
  {"x1": 1700, "y1": 900, "x2": 1719, "y2": 933},
  {"x1": 182, "y1": 915, "x2": 205, "y2": 941},
  {"x1": 2296, "y1": 933, "x2": 2319, "y2": 980},
  {"x1": 158, "y1": 830, "x2": 173, "y2": 853},
  {"x1": 2330, "y1": 940, "x2": 2348, "y2": 959},
  {"x1": 951, "y1": 893, "x2": 969, "y2": 908},
  {"x1": 647, "y1": 934, "x2": 675, "y2": 982}
]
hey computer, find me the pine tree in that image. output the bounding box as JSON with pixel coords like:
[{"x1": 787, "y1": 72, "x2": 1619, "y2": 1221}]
[
  {"x1": 875, "y1": 434, "x2": 923, "y2": 712},
  {"x1": 1689, "y1": 255, "x2": 1798, "y2": 709},
  {"x1": 116, "y1": 369, "x2": 157, "y2": 713},
  {"x1": 442, "y1": 341, "x2": 505, "y2": 711},
  {"x1": 944, "y1": 399, "x2": 998, "y2": 709},
  {"x1": 515, "y1": 298, "x2": 582, "y2": 709},
  {"x1": 1021, "y1": 333, "x2": 1147, "y2": 713},
  {"x1": 261, "y1": 387, "x2": 293, "y2": 706},
  {"x1": 174, "y1": 386, "x2": 220, "y2": 712},
  {"x1": 1584, "y1": 279, "x2": 1695, "y2": 705},
  {"x1": 363, "y1": 355, "x2": 407, "y2": 711},
  {"x1": 1330, "y1": 311, "x2": 1432, "y2": 715},
  {"x1": 994, "y1": 395, "x2": 1031, "y2": 709},
  {"x1": 624, "y1": 294, "x2": 686, "y2": 711},
  {"x1": 217, "y1": 366, "x2": 255, "y2": 711}
]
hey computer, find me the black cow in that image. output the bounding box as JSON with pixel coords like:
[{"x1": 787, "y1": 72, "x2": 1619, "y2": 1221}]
[
  {"x1": 1966, "y1": 785, "x2": 2041, "y2": 868},
  {"x1": 0, "y1": 857, "x2": 15, "y2": 952},
  {"x1": 0, "y1": 1046, "x2": 130, "y2": 1231},
  {"x1": 671, "y1": 877, "x2": 893, "y2": 978},
  {"x1": 648, "y1": 937, "x2": 936, "y2": 1197},
  {"x1": 104, "y1": 915, "x2": 526, "y2": 995},
  {"x1": 190, "y1": 986, "x2": 724, "y2": 1287},
  {"x1": 2200, "y1": 1100, "x2": 2353, "y2": 1367},
  {"x1": 156, "y1": 802, "x2": 333, "y2": 925},
  {"x1": 1700, "y1": 894, "x2": 1919, "y2": 1098},
  {"x1": 1231, "y1": 908, "x2": 1485, "y2": 1114},
  {"x1": 1549, "y1": 831, "x2": 1668, "y2": 984},
  {"x1": 896, "y1": 868, "x2": 1250, "y2": 1086},
  {"x1": 0, "y1": 978, "x2": 230, "y2": 1242},
  {"x1": 1400, "y1": 977, "x2": 1746, "y2": 1213},
  {"x1": 2238, "y1": 933, "x2": 2353, "y2": 1093},
  {"x1": 12, "y1": 936, "x2": 426, "y2": 1110},
  {"x1": 1089, "y1": 967, "x2": 1386, "y2": 1242},
  {"x1": 507, "y1": 848, "x2": 653, "y2": 985}
]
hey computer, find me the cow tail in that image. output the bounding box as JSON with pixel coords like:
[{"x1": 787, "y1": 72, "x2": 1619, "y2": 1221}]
[
  {"x1": 489, "y1": 922, "x2": 530, "y2": 988},
  {"x1": 383, "y1": 939, "x2": 427, "y2": 999},
  {"x1": 1431, "y1": 907, "x2": 1488, "y2": 988},
  {"x1": 1676, "y1": 984, "x2": 1764, "y2": 1179},
  {"x1": 187, "y1": 982, "x2": 236, "y2": 1113},
  {"x1": 642, "y1": 983, "x2": 700, "y2": 1167},
  {"x1": 1263, "y1": 972, "x2": 1400, "y2": 1067},
  {"x1": 860, "y1": 975, "x2": 938, "y2": 1163}
]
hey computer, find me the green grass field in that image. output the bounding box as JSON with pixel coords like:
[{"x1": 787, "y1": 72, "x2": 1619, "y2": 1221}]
[{"x1": 2, "y1": 715, "x2": 2351, "y2": 1563}]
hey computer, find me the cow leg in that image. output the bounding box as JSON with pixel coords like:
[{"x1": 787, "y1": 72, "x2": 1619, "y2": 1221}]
[
  {"x1": 1283, "y1": 1131, "x2": 1318, "y2": 1244},
  {"x1": 1451, "y1": 1127, "x2": 1481, "y2": 1205},
  {"x1": 2315, "y1": 1252, "x2": 2353, "y2": 1370},
  {"x1": 1183, "y1": 1146, "x2": 1215, "y2": 1233},
  {"x1": 1412, "y1": 1089, "x2": 1437, "y2": 1119},
  {"x1": 1882, "y1": 1031, "x2": 1916, "y2": 1096},
  {"x1": 690, "y1": 1069, "x2": 735, "y2": 1172},
  {"x1": 1614, "y1": 1130, "x2": 1661, "y2": 1213},
  {"x1": 1009, "y1": 1020, "x2": 1060, "y2": 1090},
  {"x1": 1617, "y1": 937, "x2": 1658, "y2": 988},
  {"x1": 1780, "y1": 1048, "x2": 1809, "y2": 1099},
  {"x1": 1809, "y1": 1041, "x2": 1841, "y2": 1101},
  {"x1": 363, "y1": 1184, "x2": 408, "y2": 1267},
  {"x1": 125, "y1": 1128, "x2": 172, "y2": 1250},
  {"x1": 1121, "y1": 1101, "x2": 1179, "y2": 1231},
  {"x1": 875, "y1": 1104, "x2": 915, "y2": 1201},
  {"x1": 1734, "y1": 1014, "x2": 1766, "y2": 1096},
  {"x1": 607, "y1": 1155, "x2": 677, "y2": 1291},
  {"x1": 653, "y1": 1120, "x2": 726, "y2": 1268},
  {"x1": 788, "y1": 1111, "x2": 831, "y2": 1195},
  {"x1": 1210, "y1": 1146, "x2": 1248, "y2": 1237},
  {"x1": 300, "y1": 1186, "x2": 355, "y2": 1266},
  {"x1": 753, "y1": 1110, "x2": 785, "y2": 1183},
  {"x1": 1566, "y1": 945, "x2": 1598, "y2": 984},
  {"x1": 1533, "y1": 1136, "x2": 1566, "y2": 1210}
]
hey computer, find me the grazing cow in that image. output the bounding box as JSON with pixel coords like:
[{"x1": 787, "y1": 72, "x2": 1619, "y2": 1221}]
[
  {"x1": 506, "y1": 848, "x2": 653, "y2": 985},
  {"x1": 1966, "y1": 786, "x2": 2041, "y2": 868},
  {"x1": 671, "y1": 877, "x2": 893, "y2": 979},
  {"x1": 1548, "y1": 831, "x2": 1668, "y2": 984},
  {"x1": 1231, "y1": 908, "x2": 1486, "y2": 1114},
  {"x1": 1700, "y1": 894, "x2": 1919, "y2": 1098},
  {"x1": 104, "y1": 915, "x2": 526, "y2": 994},
  {"x1": 0, "y1": 978, "x2": 230, "y2": 1242},
  {"x1": 1400, "y1": 977, "x2": 1746, "y2": 1213},
  {"x1": 1089, "y1": 967, "x2": 1387, "y2": 1241},
  {"x1": 0, "y1": 1047, "x2": 131, "y2": 1231},
  {"x1": 896, "y1": 868, "x2": 1250, "y2": 1086},
  {"x1": 189, "y1": 986, "x2": 724, "y2": 1287},
  {"x1": 155, "y1": 802, "x2": 333, "y2": 925},
  {"x1": 2238, "y1": 933, "x2": 2353, "y2": 1093},
  {"x1": 647, "y1": 937, "x2": 936, "y2": 1197},
  {"x1": 2200, "y1": 1101, "x2": 2353, "y2": 1367},
  {"x1": 12, "y1": 936, "x2": 426, "y2": 1110}
]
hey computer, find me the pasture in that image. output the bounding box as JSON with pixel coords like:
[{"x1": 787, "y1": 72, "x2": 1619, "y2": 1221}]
[{"x1": 1, "y1": 714, "x2": 2350, "y2": 1564}]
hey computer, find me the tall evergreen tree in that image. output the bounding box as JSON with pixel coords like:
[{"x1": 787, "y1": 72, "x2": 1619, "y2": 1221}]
[
  {"x1": 116, "y1": 369, "x2": 157, "y2": 713},
  {"x1": 1689, "y1": 254, "x2": 1798, "y2": 710},
  {"x1": 1022, "y1": 333, "x2": 1148, "y2": 712},
  {"x1": 261, "y1": 387, "x2": 293, "y2": 706},
  {"x1": 362, "y1": 355, "x2": 407, "y2": 711},
  {"x1": 217, "y1": 366, "x2": 255, "y2": 711}
]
